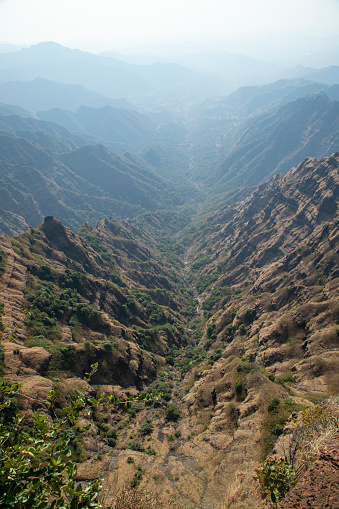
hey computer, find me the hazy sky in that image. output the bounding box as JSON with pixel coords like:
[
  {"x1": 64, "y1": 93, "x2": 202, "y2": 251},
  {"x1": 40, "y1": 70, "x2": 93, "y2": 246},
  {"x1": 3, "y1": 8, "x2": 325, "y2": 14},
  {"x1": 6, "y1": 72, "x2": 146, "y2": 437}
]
[{"x1": 1, "y1": 0, "x2": 339, "y2": 53}]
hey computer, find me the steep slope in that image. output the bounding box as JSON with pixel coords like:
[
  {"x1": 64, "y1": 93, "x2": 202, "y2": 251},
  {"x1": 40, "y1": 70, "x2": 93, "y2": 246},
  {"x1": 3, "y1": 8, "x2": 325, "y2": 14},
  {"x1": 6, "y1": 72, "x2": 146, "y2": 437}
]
[
  {"x1": 91, "y1": 154, "x2": 339, "y2": 509},
  {"x1": 38, "y1": 105, "x2": 157, "y2": 152},
  {"x1": 0, "y1": 102, "x2": 33, "y2": 117},
  {"x1": 187, "y1": 80, "x2": 339, "y2": 183},
  {"x1": 0, "y1": 116, "x2": 192, "y2": 235},
  {"x1": 0, "y1": 214, "x2": 193, "y2": 382},
  {"x1": 215, "y1": 94, "x2": 339, "y2": 189},
  {"x1": 38, "y1": 104, "x2": 189, "y2": 155},
  {"x1": 1, "y1": 155, "x2": 339, "y2": 508},
  {"x1": 220, "y1": 79, "x2": 339, "y2": 117},
  {"x1": 0, "y1": 111, "x2": 93, "y2": 149}
]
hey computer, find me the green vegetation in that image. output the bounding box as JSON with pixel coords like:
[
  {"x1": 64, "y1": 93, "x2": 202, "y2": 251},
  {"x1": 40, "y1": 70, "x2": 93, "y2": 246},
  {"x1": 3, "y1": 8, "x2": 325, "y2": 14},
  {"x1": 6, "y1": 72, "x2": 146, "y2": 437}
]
[
  {"x1": 0, "y1": 365, "x2": 105, "y2": 508},
  {"x1": 140, "y1": 419, "x2": 153, "y2": 436},
  {"x1": 261, "y1": 398, "x2": 306, "y2": 460},
  {"x1": 256, "y1": 458, "x2": 296, "y2": 507},
  {"x1": 195, "y1": 274, "x2": 218, "y2": 293},
  {"x1": 257, "y1": 398, "x2": 339, "y2": 506},
  {"x1": 128, "y1": 440, "x2": 144, "y2": 453},
  {"x1": 203, "y1": 285, "x2": 240, "y2": 312},
  {"x1": 165, "y1": 404, "x2": 181, "y2": 422},
  {"x1": 106, "y1": 429, "x2": 117, "y2": 448},
  {"x1": 131, "y1": 465, "x2": 143, "y2": 488},
  {"x1": 0, "y1": 249, "x2": 6, "y2": 275},
  {"x1": 0, "y1": 364, "x2": 159, "y2": 508},
  {"x1": 176, "y1": 346, "x2": 207, "y2": 374}
]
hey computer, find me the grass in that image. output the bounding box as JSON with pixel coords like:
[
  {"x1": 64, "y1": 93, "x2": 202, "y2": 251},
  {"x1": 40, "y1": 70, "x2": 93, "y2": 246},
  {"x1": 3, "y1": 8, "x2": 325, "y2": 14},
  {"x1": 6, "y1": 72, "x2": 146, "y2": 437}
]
[
  {"x1": 108, "y1": 487, "x2": 200, "y2": 509},
  {"x1": 260, "y1": 398, "x2": 306, "y2": 460}
]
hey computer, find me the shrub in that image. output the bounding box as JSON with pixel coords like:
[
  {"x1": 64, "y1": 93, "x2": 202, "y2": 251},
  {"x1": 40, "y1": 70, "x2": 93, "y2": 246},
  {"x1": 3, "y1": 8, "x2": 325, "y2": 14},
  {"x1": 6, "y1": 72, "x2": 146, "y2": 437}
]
[
  {"x1": 0, "y1": 363, "x2": 155, "y2": 508},
  {"x1": 235, "y1": 381, "x2": 243, "y2": 395},
  {"x1": 165, "y1": 404, "x2": 181, "y2": 422},
  {"x1": 208, "y1": 348, "x2": 222, "y2": 364},
  {"x1": 256, "y1": 457, "x2": 296, "y2": 506},
  {"x1": 107, "y1": 428, "x2": 117, "y2": 447},
  {"x1": 268, "y1": 398, "x2": 280, "y2": 413},
  {"x1": 130, "y1": 465, "x2": 142, "y2": 488},
  {"x1": 0, "y1": 367, "x2": 104, "y2": 508},
  {"x1": 140, "y1": 420, "x2": 153, "y2": 436},
  {"x1": 128, "y1": 440, "x2": 145, "y2": 452}
]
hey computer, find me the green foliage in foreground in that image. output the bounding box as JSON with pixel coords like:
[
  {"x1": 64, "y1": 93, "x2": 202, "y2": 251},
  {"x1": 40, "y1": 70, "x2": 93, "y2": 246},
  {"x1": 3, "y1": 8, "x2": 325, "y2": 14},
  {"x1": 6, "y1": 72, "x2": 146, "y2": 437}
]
[
  {"x1": 256, "y1": 457, "x2": 296, "y2": 506},
  {"x1": 0, "y1": 364, "x2": 157, "y2": 508}
]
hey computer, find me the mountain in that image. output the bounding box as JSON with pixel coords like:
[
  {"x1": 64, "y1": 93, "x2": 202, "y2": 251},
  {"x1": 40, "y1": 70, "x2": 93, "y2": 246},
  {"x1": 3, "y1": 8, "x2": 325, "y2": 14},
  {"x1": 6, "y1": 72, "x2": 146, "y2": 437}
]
[
  {"x1": 0, "y1": 41, "x2": 222, "y2": 100},
  {"x1": 215, "y1": 94, "x2": 339, "y2": 189},
  {"x1": 302, "y1": 65, "x2": 339, "y2": 85},
  {"x1": 0, "y1": 110, "x2": 98, "y2": 151},
  {"x1": 218, "y1": 79, "x2": 339, "y2": 117},
  {"x1": 38, "y1": 105, "x2": 157, "y2": 151},
  {"x1": 1, "y1": 153, "x2": 339, "y2": 508},
  {"x1": 0, "y1": 78, "x2": 132, "y2": 113},
  {"x1": 185, "y1": 79, "x2": 339, "y2": 183},
  {"x1": 0, "y1": 116, "x2": 192, "y2": 235},
  {"x1": 0, "y1": 213, "x2": 192, "y2": 384},
  {"x1": 0, "y1": 43, "x2": 21, "y2": 54},
  {"x1": 177, "y1": 152, "x2": 339, "y2": 506},
  {"x1": 38, "y1": 104, "x2": 189, "y2": 156}
]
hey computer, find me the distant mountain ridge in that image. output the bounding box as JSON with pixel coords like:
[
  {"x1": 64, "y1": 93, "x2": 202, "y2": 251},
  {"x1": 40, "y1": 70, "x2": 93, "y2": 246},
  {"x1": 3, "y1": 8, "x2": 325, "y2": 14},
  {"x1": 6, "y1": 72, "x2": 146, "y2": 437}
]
[
  {"x1": 0, "y1": 111, "x2": 193, "y2": 235},
  {"x1": 0, "y1": 77, "x2": 132, "y2": 113},
  {"x1": 0, "y1": 41, "x2": 222, "y2": 99},
  {"x1": 215, "y1": 93, "x2": 339, "y2": 189},
  {"x1": 38, "y1": 105, "x2": 157, "y2": 151},
  {"x1": 37, "y1": 104, "x2": 188, "y2": 155}
]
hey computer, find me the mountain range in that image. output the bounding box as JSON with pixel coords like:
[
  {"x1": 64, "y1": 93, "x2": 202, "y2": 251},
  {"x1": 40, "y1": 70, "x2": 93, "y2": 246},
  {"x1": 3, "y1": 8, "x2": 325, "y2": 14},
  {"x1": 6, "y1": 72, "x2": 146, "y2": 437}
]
[
  {"x1": 1, "y1": 152, "x2": 339, "y2": 508},
  {"x1": 0, "y1": 40, "x2": 339, "y2": 509},
  {"x1": 215, "y1": 93, "x2": 339, "y2": 189}
]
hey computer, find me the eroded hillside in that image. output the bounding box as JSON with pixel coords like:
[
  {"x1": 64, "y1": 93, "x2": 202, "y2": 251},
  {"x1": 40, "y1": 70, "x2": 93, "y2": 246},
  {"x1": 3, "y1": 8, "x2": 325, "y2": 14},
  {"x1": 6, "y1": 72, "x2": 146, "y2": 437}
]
[{"x1": 0, "y1": 154, "x2": 339, "y2": 508}]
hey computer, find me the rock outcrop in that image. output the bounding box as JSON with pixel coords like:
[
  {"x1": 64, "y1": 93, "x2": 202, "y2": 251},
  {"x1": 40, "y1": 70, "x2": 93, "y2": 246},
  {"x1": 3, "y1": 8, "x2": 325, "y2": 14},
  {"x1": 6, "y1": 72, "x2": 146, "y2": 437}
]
[{"x1": 280, "y1": 430, "x2": 339, "y2": 509}]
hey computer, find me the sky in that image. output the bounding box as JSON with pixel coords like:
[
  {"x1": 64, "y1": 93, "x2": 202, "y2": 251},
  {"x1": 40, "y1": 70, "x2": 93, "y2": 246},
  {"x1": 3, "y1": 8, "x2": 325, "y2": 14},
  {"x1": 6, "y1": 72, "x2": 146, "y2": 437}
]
[{"x1": 0, "y1": 0, "x2": 339, "y2": 54}]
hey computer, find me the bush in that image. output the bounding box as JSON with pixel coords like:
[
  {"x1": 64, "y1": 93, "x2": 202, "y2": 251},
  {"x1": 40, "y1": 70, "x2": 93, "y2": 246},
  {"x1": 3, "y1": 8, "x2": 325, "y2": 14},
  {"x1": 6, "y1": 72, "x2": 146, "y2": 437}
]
[
  {"x1": 0, "y1": 363, "x2": 154, "y2": 508},
  {"x1": 165, "y1": 404, "x2": 181, "y2": 422},
  {"x1": 268, "y1": 398, "x2": 280, "y2": 413},
  {"x1": 256, "y1": 457, "x2": 296, "y2": 506},
  {"x1": 140, "y1": 420, "x2": 153, "y2": 436},
  {"x1": 235, "y1": 381, "x2": 243, "y2": 395},
  {"x1": 127, "y1": 440, "x2": 145, "y2": 452},
  {"x1": 208, "y1": 348, "x2": 222, "y2": 364},
  {"x1": 0, "y1": 368, "x2": 104, "y2": 508},
  {"x1": 106, "y1": 427, "x2": 117, "y2": 446},
  {"x1": 130, "y1": 466, "x2": 142, "y2": 488}
]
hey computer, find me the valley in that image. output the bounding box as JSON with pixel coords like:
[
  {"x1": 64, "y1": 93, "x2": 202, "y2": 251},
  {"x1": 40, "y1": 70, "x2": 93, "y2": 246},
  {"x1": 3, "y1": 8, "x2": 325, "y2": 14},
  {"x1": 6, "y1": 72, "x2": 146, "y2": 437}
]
[{"x1": 0, "y1": 41, "x2": 339, "y2": 509}]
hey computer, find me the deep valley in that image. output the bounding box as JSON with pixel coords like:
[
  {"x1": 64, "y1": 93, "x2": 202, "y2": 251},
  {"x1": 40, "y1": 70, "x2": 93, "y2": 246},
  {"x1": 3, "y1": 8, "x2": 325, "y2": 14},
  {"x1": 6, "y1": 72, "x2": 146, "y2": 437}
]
[{"x1": 0, "y1": 41, "x2": 339, "y2": 509}]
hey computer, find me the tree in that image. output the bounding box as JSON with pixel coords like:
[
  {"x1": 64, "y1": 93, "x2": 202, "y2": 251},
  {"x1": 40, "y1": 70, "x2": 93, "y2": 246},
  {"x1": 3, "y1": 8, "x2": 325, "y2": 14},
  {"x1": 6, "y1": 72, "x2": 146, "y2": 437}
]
[{"x1": 0, "y1": 364, "x2": 156, "y2": 508}]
